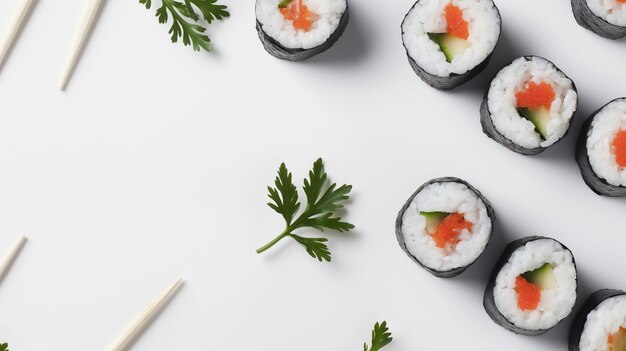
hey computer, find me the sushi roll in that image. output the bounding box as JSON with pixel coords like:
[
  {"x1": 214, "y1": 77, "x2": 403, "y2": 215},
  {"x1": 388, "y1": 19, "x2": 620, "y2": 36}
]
[
  {"x1": 571, "y1": 0, "x2": 626, "y2": 40},
  {"x1": 480, "y1": 56, "x2": 578, "y2": 155},
  {"x1": 576, "y1": 98, "x2": 626, "y2": 197},
  {"x1": 255, "y1": 0, "x2": 349, "y2": 61},
  {"x1": 484, "y1": 236, "x2": 578, "y2": 336},
  {"x1": 569, "y1": 289, "x2": 626, "y2": 351},
  {"x1": 401, "y1": 0, "x2": 501, "y2": 90},
  {"x1": 395, "y1": 177, "x2": 495, "y2": 278}
]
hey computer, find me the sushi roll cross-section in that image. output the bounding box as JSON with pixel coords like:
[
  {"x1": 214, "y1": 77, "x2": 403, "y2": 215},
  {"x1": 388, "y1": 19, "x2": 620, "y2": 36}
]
[
  {"x1": 402, "y1": 0, "x2": 501, "y2": 90},
  {"x1": 481, "y1": 56, "x2": 578, "y2": 155},
  {"x1": 484, "y1": 236, "x2": 578, "y2": 336},
  {"x1": 570, "y1": 290, "x2": 626, "y2": 351},
  {"x1": 395, "y1": 177, "x2": 495, "y2": 278},
  {"x1": 576, "y1": 98, "x2": 626, "y2": 197},
  {"x1": 571, "y1": 0, "x2": 626, "y2": 39},
  {"x1": 255, "y1": 0, "x2": 349, "y2": 61}
]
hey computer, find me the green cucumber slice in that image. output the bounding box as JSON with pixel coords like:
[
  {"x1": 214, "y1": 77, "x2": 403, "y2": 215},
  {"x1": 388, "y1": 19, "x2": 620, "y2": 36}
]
[
  {"x1": 517, "y1": 106, "x2": 552, "y2": 140},
  {"x1": 521, "y1": 263, "x2": 555, "y2": 290},
  {"x1": 420, "y1": 211, "x2": 450, "y2": 234},
  {"x1": 427, "y1": 33, "x2": 470, "y2": 63}
]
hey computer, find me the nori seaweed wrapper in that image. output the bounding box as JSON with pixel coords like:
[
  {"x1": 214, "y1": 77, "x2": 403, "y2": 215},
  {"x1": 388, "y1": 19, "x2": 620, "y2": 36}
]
[
  {"x1": 401, "y1": 0, "x2": 501, "y2": 91},
  {"x1": 569, "y1": 289, "x2": 626, "y2": 351},
  {"x1": 571, "y1": 0, "x2": 626, "y2": 40},
  {"x1": 575, "y1": 98, "x2": 626, "y2": 197},
  {"x1": 395, "y1": 177, "x2": 496, "y2": 278},
  {"x1": 480, "y1": 56, "x2": 578, "y2": 155},
  {"x1": 483, "y1": 236, "x2": 578, "y2": 336},
  {"x1": 256, "y1": 3, "x2": 349, "y2": 61}
]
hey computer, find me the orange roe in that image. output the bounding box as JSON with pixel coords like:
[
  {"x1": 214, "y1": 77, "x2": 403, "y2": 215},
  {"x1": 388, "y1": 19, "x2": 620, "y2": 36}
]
[
  {"x1": 445, "y1": 3, "x2": 469, "y2": 40},
  {"x1": 515, "y1": 276, "x2": 541, "y2": 311},
  {"x1": 515, "y1": 82, "x2": 556, "y2": 110},
  {"x1": 613, "y1": 130, "x2": 626, "y2": 168},
  {"x1": 608, "y1": 327, "x2": 626, "y2": 351},
  {"x1": 431, "y1": 213, "x2": 472, "y2": 249},
  {"x1": 617, "y1": 0, "x2": 626, "y2": 3},
  {"x1": 280, "y1": 0, "x2": 318, "y2": 31}
]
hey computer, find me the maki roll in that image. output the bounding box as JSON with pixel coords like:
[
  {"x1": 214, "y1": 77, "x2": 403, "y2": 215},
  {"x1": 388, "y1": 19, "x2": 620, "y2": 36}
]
[
  {"x1": 576, "y1": 98, "x2": 626, "y2": 197},
  {"x1": 401, "y1": 0, "x2": 501, "y2": 90},
  {"x1": 395, "y1": 177, "x2": 495, "y2": 278},
  {"x1": 569, "y1": 289, "x2": 626, "y2": 351},
  {"x1": 255, "y1": 0, "x2": 349, "y2": 61},
  {"x1": 481, "y1": 56, "x2": 578, "y2": 155},
  {"x1": 484, "y1": 236, "x2": 578, "y2": 336},
  {"x1": 571, "y1": 0, "x2": 626, "y2": 39}
]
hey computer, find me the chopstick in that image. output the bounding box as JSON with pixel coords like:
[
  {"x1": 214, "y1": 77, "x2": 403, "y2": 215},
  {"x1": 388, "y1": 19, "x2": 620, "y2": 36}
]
[
  {"x1": 0, "y1": 235, "x2": 27, "y2": 284},
  {"x1": 59, "y1": 0, "x2": 104, "y2": 90},
  {"x1": 105, "y1": 278, "x2": 183, "y2": 351},
  {"x1": 0, "y1": 0, "x2": 37, "y2": 70}
]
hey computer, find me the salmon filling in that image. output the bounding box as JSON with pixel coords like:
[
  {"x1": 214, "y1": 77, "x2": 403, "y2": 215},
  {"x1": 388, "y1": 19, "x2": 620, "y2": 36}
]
[
  {"x1": 608, "y1": 327, "x2": 626, "y2": 351},
  {"x1": 612, "y1": 130, "x2": 626, "y2": 168},
  {"x1": 423, "y1": 212, "x2": 473, "y2": 250},
  {"x1": 515, "y1": 276, "x2": 541, "y2": 311},
  {"x1": 445, "y1": 3, "x2": 469, "y2": 39},
  {"x1": 516, "y1": 82, "x2": 555, "y2": 110},
  {"x1": 515, "y1": 81, "x2": 557, "y2": 140},
  {"x1": 279, "y1": 0, "x2": 318, "y2": 31}
]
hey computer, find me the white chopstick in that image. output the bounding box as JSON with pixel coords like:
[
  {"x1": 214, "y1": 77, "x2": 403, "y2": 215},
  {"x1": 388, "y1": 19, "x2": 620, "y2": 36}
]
[
  {"x1": 0, "y1": 235, "x2": 27, "y2": 284},
  {"x1": 59, "y1": 0, "x2": 104, "y2": 90},
  {"x1": 105, "y1": 278, "x2": 183, "y2": 351},
  {"x1": 0, "y1": 0, "x2": 37, "y2": 70}
]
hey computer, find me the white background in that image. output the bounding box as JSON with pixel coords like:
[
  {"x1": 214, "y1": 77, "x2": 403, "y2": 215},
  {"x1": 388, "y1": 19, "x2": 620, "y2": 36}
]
[{"x1": 0, "y1": 0, "x2": 625, "y2": 350}]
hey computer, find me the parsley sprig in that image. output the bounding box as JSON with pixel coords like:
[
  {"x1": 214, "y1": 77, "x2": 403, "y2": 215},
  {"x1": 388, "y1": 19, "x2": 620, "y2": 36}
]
[
  {"x1": 139, "y1": 0, "x2": 229, "y2": 52},
  {"x1": 364, "y1": 321, "x2": 393, "y2": 351},
  {"x1": 256, "y1": 158, "x2": 354, "y2": 262},
  {"x1": 0, "y1": 343, "x2": 8, "y2": 351}
]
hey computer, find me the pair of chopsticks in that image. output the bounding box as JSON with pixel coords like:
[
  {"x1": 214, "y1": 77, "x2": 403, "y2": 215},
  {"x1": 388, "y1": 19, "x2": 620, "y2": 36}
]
[
  {"x1": 1, "y1": 236, "x2": 181, "y2": 350},
  {"x1": 0, "y1": 0, "x2": 104, "y2": 90}
]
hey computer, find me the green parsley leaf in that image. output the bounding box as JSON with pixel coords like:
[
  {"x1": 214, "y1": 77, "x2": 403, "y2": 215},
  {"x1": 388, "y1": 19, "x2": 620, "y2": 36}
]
[
  {"x1": 256, "y1": 158, "x2": 354, "y2": 262},
  {"x1": 139, "y1": 0, "x2": 230, "y2": 52},
  {"x1": 290, "y1": 235, "x2": 331, "y2": 261},
  {"x1": 278, "y1": 0, "x2": 294, "y2": 8},
  {"x1": 364, "y1": 321, "x2": 392, "y2": 351},
  {"x1": 188, "y1": 0, "x2": 229, "y2": 23},
  {"x1": 0, "y1": 343, "x2": 9, "y2": 351}
]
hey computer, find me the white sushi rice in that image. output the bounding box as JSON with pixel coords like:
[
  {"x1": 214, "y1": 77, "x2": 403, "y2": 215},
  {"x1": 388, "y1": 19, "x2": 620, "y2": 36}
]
[
  {"x1": 487, "y1": 57, "x2": 578, "y2": 149},
  {"x1": 587, "y1": 99, "x2": 626, "y2": 187},
  {"x1": 256, "y1": 0, "x2": 347, "y2": 49},
  {"x1": 493, "y1": 239, "x2": 577, "y2": 331},
  {"x1": 579, "y1": 295, "x2": 626, "y2": 351},
  {"x1": 401, "y1": 181, "x2": 492, "y2": 272},
  {"x1": 586, "y1": 0, "x2": 626, "y2": 27},
  {"x1": 401, "y1": 0, "x2": 500, "y2": 77}
]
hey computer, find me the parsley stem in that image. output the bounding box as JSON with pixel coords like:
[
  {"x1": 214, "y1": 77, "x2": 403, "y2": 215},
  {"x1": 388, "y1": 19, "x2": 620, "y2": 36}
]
[{"x1": 256, "y1": 229, "x2": 291, "y2": 254}]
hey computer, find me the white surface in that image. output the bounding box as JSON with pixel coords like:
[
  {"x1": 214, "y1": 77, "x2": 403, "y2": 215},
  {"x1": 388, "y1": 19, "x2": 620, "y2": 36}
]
[{"x1": 0, "y1": 0, "x2": 625, "y2": 350}]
